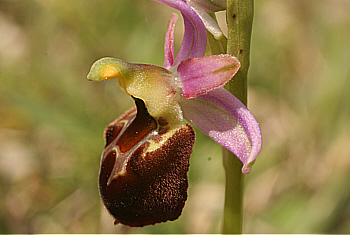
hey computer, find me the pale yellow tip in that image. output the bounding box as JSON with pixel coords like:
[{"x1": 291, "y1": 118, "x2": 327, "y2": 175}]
[{"x1": 87, "y1": 57, "x2": 127, "y2": 82}]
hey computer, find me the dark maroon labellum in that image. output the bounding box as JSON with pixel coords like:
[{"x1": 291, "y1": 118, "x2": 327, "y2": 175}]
[{"x1": 98, "y1": 97, "x2": 195, "y2": 227}]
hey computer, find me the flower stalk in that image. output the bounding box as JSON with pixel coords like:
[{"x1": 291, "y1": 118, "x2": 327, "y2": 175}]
[{"x1": 223, "y1": 0, "x2": 254, "y2": 234}]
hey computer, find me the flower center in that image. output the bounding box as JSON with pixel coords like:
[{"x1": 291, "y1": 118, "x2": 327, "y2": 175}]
[{"x1": 88, "y1": 57, "x2": 184, "y2": 127}]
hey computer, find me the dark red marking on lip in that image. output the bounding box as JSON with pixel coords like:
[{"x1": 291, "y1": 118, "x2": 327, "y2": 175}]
[
  {"x1": 105, "y1": 123, "x2": 124, "y2": 147},
  {"x1": 116, "y1": 97, "x2": 157, "y2": 154},
  {"x1": 104, "y1": 106, "x2": 136, "y2": 147}
]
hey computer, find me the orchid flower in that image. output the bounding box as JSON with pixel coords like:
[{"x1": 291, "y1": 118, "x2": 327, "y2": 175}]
[{"x1": 87, "y1": 0, "x2": 261, "y2": 227}]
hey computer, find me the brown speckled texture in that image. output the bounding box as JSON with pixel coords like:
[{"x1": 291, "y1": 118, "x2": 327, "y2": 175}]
[{"x1": 98, "y1": 97, "x2": 195, "y2": 227}]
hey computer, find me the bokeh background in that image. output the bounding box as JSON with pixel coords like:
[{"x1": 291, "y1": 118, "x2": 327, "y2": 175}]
[{"x1": 1, "y1": 0, "x2": 350, "y2": 233}]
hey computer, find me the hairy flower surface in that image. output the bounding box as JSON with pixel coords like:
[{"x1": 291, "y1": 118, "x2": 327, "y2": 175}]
[
  {"x1": 98, "y1": 97, "x2": 195, "y2": 226},
  {"x1": 88, "y1": 0, "x2": 262, "y2": 227}
]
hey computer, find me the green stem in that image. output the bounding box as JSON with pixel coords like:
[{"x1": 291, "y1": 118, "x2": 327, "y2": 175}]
[{"x1": 223, "y1": 0, "x2": 254, "y2": 234}]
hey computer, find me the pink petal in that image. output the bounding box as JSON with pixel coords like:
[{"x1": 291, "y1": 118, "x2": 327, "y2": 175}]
[
  {"x1": 173, "y1": 14, "x2": 206, "y2": 66},
  {"x1": 177, "y1": 54, "x2": 240, "y2": 99},
  {"x1": 187, "y1": 0, "x2": 224, "y2": 39},
  {"x1": 153, "y1": 0, "x2": 207, "y2": 66},
  {"x1": 179, "y1": 88, "x2": 262, "y2": 174},
  {"x1": 164, "y1": 13, "x2": 178, "y2": 70}
]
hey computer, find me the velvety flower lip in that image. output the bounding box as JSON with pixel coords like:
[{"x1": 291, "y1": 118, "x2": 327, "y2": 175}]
[{"x1": 98, "y1": 96, "x2": 195, "y2": 227}]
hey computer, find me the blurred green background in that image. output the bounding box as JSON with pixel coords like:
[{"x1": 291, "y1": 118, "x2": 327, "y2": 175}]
[{"x1": 1, "y1": 0, "x2": 350, "y2": 233}]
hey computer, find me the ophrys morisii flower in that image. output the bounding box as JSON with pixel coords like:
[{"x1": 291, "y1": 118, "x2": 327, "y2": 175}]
[{"x1": 87, "y1": 0, "x2": 261, "y2": 227}]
